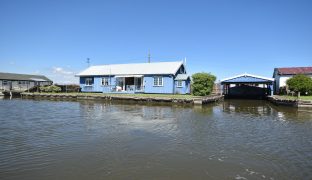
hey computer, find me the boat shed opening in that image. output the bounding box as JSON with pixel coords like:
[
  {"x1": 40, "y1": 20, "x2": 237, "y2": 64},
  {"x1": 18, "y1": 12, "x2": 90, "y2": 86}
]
[{"x1": 221, "y1": 73, "x2": 274, "y2": 99}]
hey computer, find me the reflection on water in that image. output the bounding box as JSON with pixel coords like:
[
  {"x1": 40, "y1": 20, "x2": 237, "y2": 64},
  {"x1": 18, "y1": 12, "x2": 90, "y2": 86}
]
[
  {"x1": 0, "y1": 98, "x2": 312, "y2": 180},
  {"x1": 222, "y1": 99, "x2": 312, "y2": 122}
]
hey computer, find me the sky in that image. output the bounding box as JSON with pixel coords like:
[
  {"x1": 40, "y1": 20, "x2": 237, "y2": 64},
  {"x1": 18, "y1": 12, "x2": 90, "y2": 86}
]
[{"x1": 0, "y1": 0, "x2": 311, "y2": 84}]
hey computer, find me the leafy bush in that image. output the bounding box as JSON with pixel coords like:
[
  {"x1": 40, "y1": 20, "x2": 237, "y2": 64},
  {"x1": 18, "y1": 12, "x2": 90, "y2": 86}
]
[
  {"x1": 191, "y1": 72, "x2": 216, "y2": 96},
  {"x1": 54, "y1": 84, "x2": 81, "y2": 92},
  {"x1": 286, "y1": 74, "x2": 312, "y2": 95},
  {"x1": 39, "y1": 86, "x2": 46, "y2": 92},
  {"x1": 39, "y1": 85, "x2": 61, "y2": 93}
]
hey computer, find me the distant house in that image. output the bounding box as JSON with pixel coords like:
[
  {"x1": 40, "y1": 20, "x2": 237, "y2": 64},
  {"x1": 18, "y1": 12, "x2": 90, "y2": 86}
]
[
  {"x1": 273, "y1": 67, "x2": 312, "y2": 94},
  {"x1": 0, "y1": 72, "x2": 53, "y2": 92},
  {"x1": 76, "y1": 61, "x2": 191, "y2": 94}
]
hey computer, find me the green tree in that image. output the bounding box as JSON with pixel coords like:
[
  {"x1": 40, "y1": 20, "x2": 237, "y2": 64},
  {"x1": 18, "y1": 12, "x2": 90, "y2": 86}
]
[
  {"x1": 191, "y1": 72, "x2": 216, "y2": 96},
  {"x1": 286, "y1": 74, "x2": 312, "y2": 95}
]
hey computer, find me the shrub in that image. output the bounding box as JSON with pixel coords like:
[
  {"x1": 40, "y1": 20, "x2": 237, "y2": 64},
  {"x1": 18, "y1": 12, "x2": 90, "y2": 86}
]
[
  {"x1": 54, "y1": 84, "x2": 81, "y2": 92},
  {"x1": 286, "y1": 74, "x2": 312, "y2": 95},
  {"x1": 191, "y1": 72, "x2": 216, "y2": 96},
  {"x1": 39, "y1": 85, "x2": 61, "y2": 93},
  {"x1": 49, "y1": 85, "x2": 61, "y2": 93},
  {"x1": 39, "y1": 86, "x2": 45, "y2": 92}
]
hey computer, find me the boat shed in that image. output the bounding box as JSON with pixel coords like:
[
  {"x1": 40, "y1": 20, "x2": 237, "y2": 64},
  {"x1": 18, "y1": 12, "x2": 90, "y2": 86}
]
[
  {"x1": 221, "y1": 73, "x2": 274, "y2": 99},
  {"x1": 0, "y1": 72, "x2": 53, "y2": 92}
]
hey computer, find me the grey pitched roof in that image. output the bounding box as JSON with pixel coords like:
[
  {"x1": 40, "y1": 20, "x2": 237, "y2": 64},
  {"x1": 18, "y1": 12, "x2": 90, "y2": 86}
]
[
  {"x1": 175, "y1": 74, "x2": 190, "y2": 80},
  {"x1": 0, "y1": 72, "x2": 52, "y2": 82},
  {"x1": 77, "y1": 61, "x2": 185, "y2": 76}
]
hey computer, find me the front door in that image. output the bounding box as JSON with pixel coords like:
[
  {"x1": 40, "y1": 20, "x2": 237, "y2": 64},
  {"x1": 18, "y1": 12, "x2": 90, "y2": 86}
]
[{"x1": 125, "y1": 77, "x2": 134, "y2": 91}]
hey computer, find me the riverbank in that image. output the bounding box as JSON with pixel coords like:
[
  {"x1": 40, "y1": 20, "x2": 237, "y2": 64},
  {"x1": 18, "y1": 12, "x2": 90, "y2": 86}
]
[
  {"x1": 268, "y1": 95, "x2": 312, "y2": 108},
  {"x1": 20, "y1": 92, "x2": 224, "y2": 105}
]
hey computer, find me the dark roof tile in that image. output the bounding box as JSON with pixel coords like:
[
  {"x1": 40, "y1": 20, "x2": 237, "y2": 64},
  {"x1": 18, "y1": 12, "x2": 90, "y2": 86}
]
[
  {"x1": 275, "y1": 67, "x2": 312, "y2": 75},
  {"x1": 0, "y1": 72, "x2": 52, "y2": 82}
]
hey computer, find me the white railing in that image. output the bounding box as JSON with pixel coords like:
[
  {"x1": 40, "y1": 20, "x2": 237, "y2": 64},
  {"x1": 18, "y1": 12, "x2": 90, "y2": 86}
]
[
  {"x1": 127, "y1": 85, "x2": 144, "y2": 92},
  {"x1": 112, "y1": 85, "x2": 144, "y2": 93}
]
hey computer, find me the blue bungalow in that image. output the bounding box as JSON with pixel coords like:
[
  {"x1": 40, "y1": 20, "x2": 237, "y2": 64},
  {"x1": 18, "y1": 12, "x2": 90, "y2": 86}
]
[{"x1": 76, "y1": 61, "x2": 191, "y2": 94}]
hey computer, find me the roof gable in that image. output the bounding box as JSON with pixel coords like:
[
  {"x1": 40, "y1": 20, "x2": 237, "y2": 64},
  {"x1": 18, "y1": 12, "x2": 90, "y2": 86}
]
[
  {"x1": 221, "y1": 73, "x2": 274, "y2": 84},
  {"x1": 77, "y1": 61, "x2": 184, "y2": 76}
]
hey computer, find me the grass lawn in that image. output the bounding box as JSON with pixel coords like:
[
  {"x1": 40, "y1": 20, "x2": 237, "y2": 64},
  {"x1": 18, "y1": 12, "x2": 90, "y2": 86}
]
[
  {"x1": 274, "y1": 95, "x2": 312, "y2": 101},
  {"x1": 30, "y1": 92, "x2": 203, "y2": 99}
]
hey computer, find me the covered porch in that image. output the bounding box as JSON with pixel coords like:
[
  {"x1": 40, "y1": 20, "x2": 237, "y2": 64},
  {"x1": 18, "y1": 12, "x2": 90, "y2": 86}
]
[{"x1": 113, "y1": 75, "x2": 144, "y2": 93}]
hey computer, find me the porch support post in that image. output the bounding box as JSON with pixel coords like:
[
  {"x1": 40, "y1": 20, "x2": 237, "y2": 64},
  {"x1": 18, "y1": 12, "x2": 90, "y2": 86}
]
[
  {"x1": 266, "y1": 83, "x2": 269, "y2": 95},
  {"x1": 123, "y1": 77, "x2": 125, "y2": 91},
  {"x1": 225, "y1": 84, "x2": 228, "y2": 95},
  {"x1": 134, "y1": 77, "x2": 137, "y2": 91},
  {"x1": 270, "y1": 83, "x2": 273, "y2": 96}
]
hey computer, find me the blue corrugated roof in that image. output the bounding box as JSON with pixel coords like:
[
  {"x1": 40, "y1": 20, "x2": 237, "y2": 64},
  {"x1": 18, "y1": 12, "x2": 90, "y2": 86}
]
[{"x1": 221, "y1": 73, "x2": 274, "y2": 84}]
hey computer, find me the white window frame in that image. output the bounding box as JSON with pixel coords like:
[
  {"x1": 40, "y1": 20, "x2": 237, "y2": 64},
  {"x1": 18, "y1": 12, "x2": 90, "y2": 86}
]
[
  {"x1": 153, "y1": 76, "x2": 163, "y2": 87},
  {"x1": 101, "y1": 77, "x2": 109, "y2": 86},
  {"x1": 177, "y1": 80, "x2": 183, "y2": 87},
  {"x1": 85, "y1": 78, "x2": 93, "y2": 86}
]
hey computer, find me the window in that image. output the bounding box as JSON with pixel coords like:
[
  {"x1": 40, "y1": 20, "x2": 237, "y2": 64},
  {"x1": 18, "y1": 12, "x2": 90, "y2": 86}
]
[
  {"x1": 101, "y1": 77, "x2": 109, "y2": 86},
  {"x1": 85, "y1": 78, "x2": 93, "y2": 86},
  {"x1": 177, "y1": 80, "x2": 183, "y2": 87},
  {"x1": 3, "y1": 80, "x2": 8, "y2": 85},
  {"x1": 153, "y1": 76, "x2": 163, "y2": 86}
]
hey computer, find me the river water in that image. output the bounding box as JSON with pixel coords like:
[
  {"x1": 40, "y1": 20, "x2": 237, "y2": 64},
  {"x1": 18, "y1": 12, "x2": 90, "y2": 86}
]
[{"x1": 0, "y1": 98, "x2": 312, "y2": 180}]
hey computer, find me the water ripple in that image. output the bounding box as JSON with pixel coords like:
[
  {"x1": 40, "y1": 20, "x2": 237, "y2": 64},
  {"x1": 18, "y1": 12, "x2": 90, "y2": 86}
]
[{"x1": 0, "y1": 99, "x2": 312, "y2": 179}]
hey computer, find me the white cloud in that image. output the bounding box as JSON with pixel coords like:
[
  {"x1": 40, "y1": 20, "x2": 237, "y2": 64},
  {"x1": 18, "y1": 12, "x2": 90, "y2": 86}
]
[
  {"x1": 49, "y1": 67, "x2": 78, "y2": 84},
  {"x1": 52, "y1": 67, "x2": 74, "y2": 75}
]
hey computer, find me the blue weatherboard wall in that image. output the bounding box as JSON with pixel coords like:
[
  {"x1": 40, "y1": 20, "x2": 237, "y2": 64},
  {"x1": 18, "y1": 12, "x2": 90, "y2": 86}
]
[
  {"x1": 143, "y1": 75, "x2": 174, "y2": 94},
  {"x1": 95, "y1": 76, "x2": 116, "y2": 92},
  {"x1": 80, "y1": 76, "x2": 116, "y2": 92},
  {"x1": 174, "y1": 80, "x2": 190, "y2": 94},
  {"x1": 80, "y1": 74, "x2": 190, "y2": 94},
  {"x1": 80, "y1": 77, "x2": 93, "y2": 92}
]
